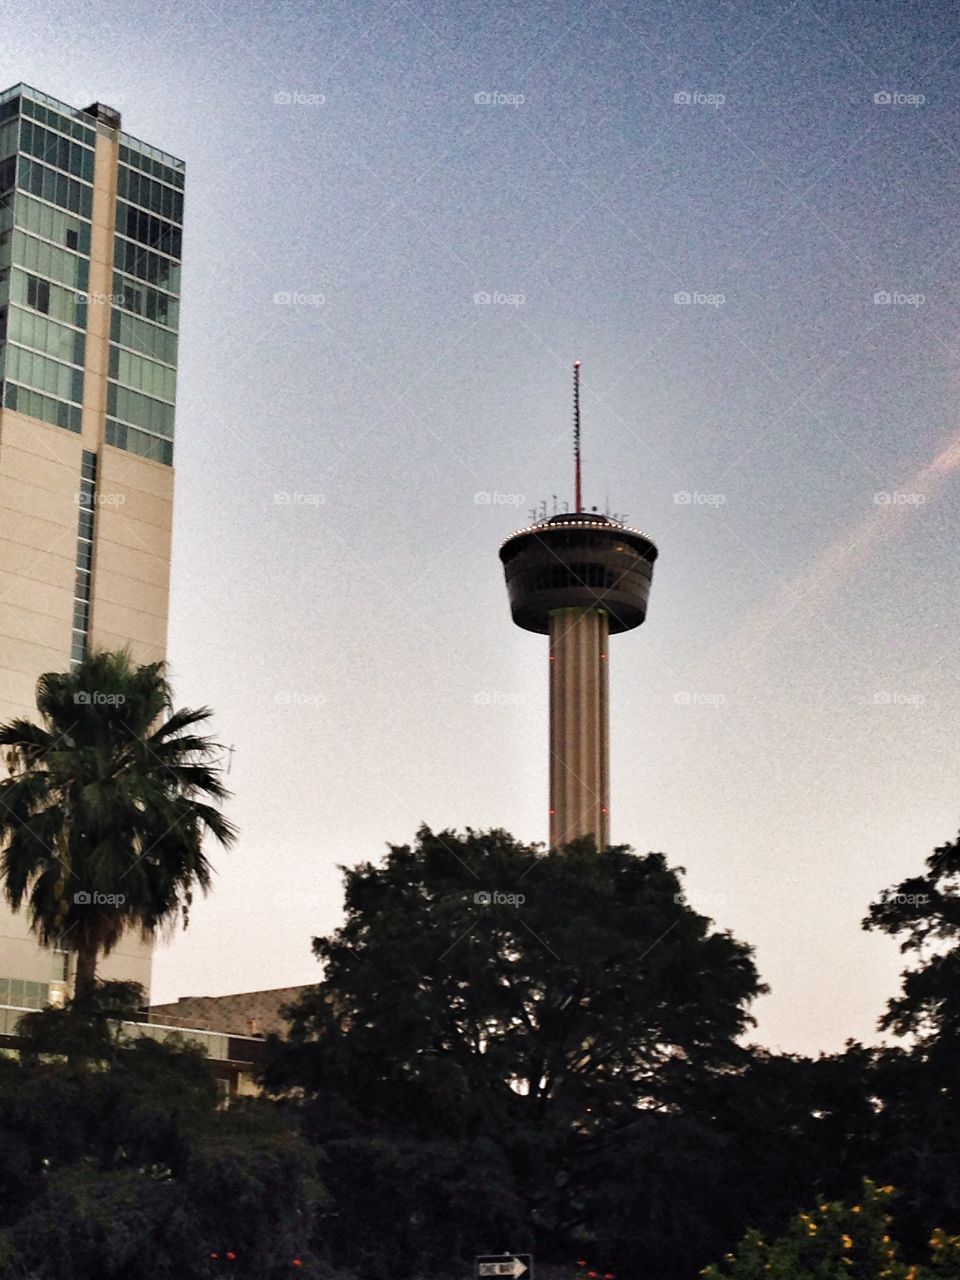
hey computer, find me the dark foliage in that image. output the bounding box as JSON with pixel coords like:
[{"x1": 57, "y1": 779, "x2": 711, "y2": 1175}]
[
  {"x1": 265, "y1": 826, "x2": 766, "y2": 1277},
  {"x1": 0, "y1": 997, "x2": 321, "y2": 1279}
]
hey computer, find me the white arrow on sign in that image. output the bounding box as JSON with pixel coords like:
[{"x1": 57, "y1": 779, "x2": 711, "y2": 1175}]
[{"x1": 478, "y1": 1260, "x2": 527, "y2": 1278}]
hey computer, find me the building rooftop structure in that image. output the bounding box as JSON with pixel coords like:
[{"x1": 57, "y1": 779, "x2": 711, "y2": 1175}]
[{"x1": 150, "y1": 985, "x2": 318, "y2": 1039}]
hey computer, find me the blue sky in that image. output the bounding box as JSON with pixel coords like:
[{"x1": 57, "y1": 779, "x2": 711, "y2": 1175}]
[{"x1": 9, "y1": 0, "x2": 960, "y2": 1053}]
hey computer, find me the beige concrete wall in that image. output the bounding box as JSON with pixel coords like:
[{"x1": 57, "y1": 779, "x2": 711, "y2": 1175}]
[
  {"x1": 0, "y1": 405, "x2": 81, "y2": 991},
  {"x1": 92, "y1": 933, "x2": 153, "y2": 994},
  {"x1": 88, "y1": 446, "x2": 173, "y2": 665},
  {"x1": 0, "y1": 437, "x2": 159, "y2": 994},
  {"x1": 81, "y1": 128, "x2": 118, "y2": 450},
  {"x1": 0, "y1": 921, "x2": 154, "y2": 996},
  {"x1": 0, "y1": 406, "x2": 82, "y2": 719}
]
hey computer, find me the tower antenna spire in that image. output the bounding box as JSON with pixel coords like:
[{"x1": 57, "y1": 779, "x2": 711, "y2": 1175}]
[{"x1": 573, "y1": 359, "x2": 582, "y2": 513}]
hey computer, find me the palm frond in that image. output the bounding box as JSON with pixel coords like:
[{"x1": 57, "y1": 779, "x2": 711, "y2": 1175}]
[
  {"x1": 0, "y1": 650, "x2": 235, "y2": 967},
  {"x1": 0, "y1": 718, "x2": 58, "y2": 758},
  {"x1": 148, "y1": 705, "x2": 215, "y2": 745}
]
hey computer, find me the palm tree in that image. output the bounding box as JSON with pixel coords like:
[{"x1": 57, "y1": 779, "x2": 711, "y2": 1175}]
[{"x1": 0, "y1": 650, "x2": 236, "y2": 1009}]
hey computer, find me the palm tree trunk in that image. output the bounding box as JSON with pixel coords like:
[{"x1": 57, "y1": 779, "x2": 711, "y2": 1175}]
[{"x1": 73, "y1": 940, "x2": 98, "y2": 1011}]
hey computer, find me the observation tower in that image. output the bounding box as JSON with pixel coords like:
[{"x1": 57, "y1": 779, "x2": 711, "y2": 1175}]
[{"x1": 499, "y1": 362, "x2": 658, "y2": 848}]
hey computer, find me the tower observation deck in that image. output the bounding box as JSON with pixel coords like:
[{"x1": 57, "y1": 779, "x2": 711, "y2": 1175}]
[{"x1": 498, "y1": 364, "x2": 658, "y2": 849}]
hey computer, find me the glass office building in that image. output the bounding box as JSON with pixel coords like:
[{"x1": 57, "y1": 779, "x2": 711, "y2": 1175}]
[
  {"x1": 0, "y1": 84, "x2": 184, "y2": 1006},
  {"x1": 0, "y1": 83, "x2": 183, "y2": 466}
]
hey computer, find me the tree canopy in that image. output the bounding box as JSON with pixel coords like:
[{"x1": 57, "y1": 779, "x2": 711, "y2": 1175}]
[
  {"x1": 265, "y1": 826, "x2": 766, "y2": 1276},
  {"x1": 0, "y1": 995, "x2": 321, "y2": 1280}
]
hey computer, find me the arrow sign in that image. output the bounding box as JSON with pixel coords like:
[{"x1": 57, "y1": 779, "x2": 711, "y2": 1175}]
[{"x1": 477, "y1": 1255, "x2": 532, "y2": 1280}]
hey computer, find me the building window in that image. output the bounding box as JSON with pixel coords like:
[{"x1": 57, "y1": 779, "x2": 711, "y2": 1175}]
[
  {"x1": 65, "y1": 228, "x2": 78, "y2": 250},
  {"x1": 52, "y1": 948, "x2": 69, "y2": 982},
  {"x1": 2, "y1": 379, "x2": 82, "y2": 432},
  {"x1": 71, "y1": 449, "x2": 97, "y2": 665},
  {"x1": 116, "y1": 201, "x2": 182, "y2": 258},
  {"x1": 26, "y1": 274, "x2": 49, "y2": 313},
  {"x1": 0, "y1": 977, "x2": 50, "y2": 1009},
  {"x1": 530, "y1": 562, "x2": 615, "y2": 592},
  {"x1": 105, "y1": 417, "x2": 173, "y2": 465}
]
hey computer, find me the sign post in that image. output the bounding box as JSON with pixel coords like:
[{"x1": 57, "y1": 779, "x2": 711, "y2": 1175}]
[{"x1": 476, "y1": 1255, "x2": 533, "y2": 1280}]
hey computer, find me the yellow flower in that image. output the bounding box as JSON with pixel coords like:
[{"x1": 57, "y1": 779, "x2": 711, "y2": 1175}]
[
  {"x1": 880, "y1": 1185, "x2": 894, "y2": 1195},
  {"x1": 852, "y1": 1206, "x2": 861, "y2": 1214},
  {"x1": 842, "y1": 1235, "x2": 854, "y2": 1250}
]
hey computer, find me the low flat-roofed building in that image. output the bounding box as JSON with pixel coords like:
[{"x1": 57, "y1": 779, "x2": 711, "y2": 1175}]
[{"x1": 150, "y1": 984, "x2": 317, "y2": 1039}]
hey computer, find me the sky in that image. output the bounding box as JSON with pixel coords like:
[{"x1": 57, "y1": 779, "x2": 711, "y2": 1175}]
[{"x1": 8, "y1": 0, "x2": 960, "y2": 1056}]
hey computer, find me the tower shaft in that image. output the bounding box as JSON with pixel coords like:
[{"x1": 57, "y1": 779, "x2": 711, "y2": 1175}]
[{"x1": 549, "y1": 608, "x2": 609, "y2": 848}]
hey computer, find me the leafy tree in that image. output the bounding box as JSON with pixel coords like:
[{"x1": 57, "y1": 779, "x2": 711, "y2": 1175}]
[
  {"x1": 862, "y1": 830, "x2": 960, "y2": 1252},
  {"x1": 703, "y1": 1179, "x2": 960, "y2": 1280},
  {"x1": 0, "y1": 999, "x2": 321, "y2": 1280},
  {"x1": 0, "y1": 650, "x2": 235, "y2": 1008},
  {"x1": 565, "y1": 1044, "x2": 881, "y2": 1280},
  {"x1": 568, "y1": 1108, "x2": 731, "y2": 1275},
  {"x1": 265, "y1": 825, "x2": 766, "y2": 1275},
  {"x1": 865, "y1": 828, "x2": 960, "y2": 1046},
  {"x1": 699, "y1": 827, "x2": 960, "y2": 1271},
  {"x1": 313, "y1": 1133, "x2": 528, "y2": 1279}
]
